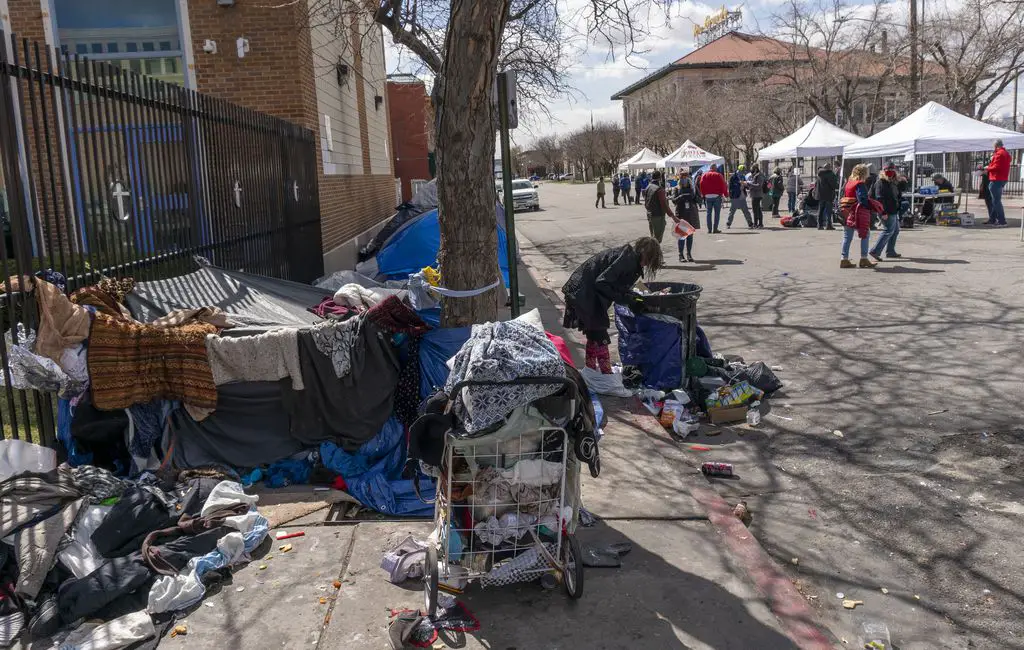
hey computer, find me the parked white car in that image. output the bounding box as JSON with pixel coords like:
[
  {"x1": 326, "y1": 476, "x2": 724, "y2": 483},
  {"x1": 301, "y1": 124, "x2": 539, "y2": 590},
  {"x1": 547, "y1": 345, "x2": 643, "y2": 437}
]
[{"x1": 497, "y1": 179, "x2": 540, "y2": 211}]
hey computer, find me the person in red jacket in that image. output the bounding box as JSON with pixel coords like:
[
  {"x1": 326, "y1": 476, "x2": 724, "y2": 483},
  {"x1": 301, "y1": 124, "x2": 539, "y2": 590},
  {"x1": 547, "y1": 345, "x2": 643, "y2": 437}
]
[
  {"x1": 839, "y1": 164, "x2": 881, "y2": 269},
  {"x1": 985, "y1": 139, "x2": 1011, "y2": 227},
  {"x1": 699, "y1": 164, "x2": 728, "y2": 234}
]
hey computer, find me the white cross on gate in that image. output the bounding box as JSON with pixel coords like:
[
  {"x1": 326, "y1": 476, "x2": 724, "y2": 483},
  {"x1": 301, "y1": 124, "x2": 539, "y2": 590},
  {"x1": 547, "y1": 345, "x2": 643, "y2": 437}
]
[
  {"x1": 292, "y1": 181, "x2": 300, "y2": 202},
  {"x1": 233, "y1": 181, "x2": 242, "y2": 208},
  {"x1": 111, "y1": 181, "x2": 131, "y2": 221}
]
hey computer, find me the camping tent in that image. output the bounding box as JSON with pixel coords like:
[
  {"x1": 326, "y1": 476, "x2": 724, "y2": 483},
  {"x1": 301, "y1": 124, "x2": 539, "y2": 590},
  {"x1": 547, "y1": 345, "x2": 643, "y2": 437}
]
[
  {"x1": 657, "y1": 140, "x2": 725, "y2": 169},
  {"x1": 757, "y1": 116, "x2": 864, "y2": 160},
  {"x1": 618, "y1": 147, "x2": 664, "y2": 171},
  {"x1": 374, "y1": 208, "x2": 511, "y2": 284},
  {"x1": 843, "y1": 102, "x2": 1024, "y2": 158}
]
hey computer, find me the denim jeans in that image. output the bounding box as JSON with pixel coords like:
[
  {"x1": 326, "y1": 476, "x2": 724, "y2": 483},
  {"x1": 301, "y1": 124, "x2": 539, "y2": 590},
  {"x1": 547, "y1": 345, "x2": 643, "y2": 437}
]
[
  {"x1": 870, "y1": 214, "x2": 900, "y2": 256},
  {"x1": 841, "y1": 226, "x2": 869, "y2": 258},
  {"x1": 989, "y1": 180, "x2": 1007, "y2": 225},
  {"x1": 677, "y1": 235, "x2": 693, "y2": 257},
  {"x1": 818, "y1": 202, "x2": 834, "y2": 228},
  {"x1": 704, "y1": 196, "x2": 722, "y2": 232},
  {"x1": 787, "y1": 192, "x2": 797, "y2": 213}
]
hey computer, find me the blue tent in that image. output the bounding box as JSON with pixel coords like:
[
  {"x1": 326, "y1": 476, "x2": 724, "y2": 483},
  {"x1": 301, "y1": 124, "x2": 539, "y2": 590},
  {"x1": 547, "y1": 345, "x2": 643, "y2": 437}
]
[{"x1": 375, "y1": 209, "x2": 511, "y2": 285}]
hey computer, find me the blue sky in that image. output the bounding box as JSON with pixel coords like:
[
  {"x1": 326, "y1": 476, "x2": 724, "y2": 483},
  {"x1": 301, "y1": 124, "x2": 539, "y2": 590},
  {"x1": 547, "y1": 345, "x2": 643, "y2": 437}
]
[{"x1": 383, "y1": 0, "x2": 1018, "y2": 148}]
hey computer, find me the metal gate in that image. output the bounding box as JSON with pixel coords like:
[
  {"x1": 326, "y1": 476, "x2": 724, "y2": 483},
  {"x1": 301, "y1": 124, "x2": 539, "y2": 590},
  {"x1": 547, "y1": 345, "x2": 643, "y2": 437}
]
[{"x1": 0, "y1": 33, "x2": 324, "y2": 446}]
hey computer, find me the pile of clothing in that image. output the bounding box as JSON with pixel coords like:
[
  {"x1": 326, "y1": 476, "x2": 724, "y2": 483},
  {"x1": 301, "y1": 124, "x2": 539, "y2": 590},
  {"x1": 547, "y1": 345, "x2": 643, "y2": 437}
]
[{"x1": 0, "y1": 443, "x2": 268, "y2": 647}]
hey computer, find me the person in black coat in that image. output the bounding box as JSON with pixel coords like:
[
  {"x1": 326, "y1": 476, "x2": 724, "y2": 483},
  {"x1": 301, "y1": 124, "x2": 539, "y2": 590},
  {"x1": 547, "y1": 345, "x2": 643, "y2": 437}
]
[{"x1": 562, "y1": 237, "x2": 663, "y2": 373}]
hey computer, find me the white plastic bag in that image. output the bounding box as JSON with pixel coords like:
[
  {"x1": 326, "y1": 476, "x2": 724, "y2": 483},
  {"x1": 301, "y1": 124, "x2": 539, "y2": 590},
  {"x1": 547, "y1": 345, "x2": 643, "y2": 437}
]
[
  {"x1": 580, "y1": 367, "x2": 632, "y2": 398},
  {"x1": 0, "y1": 439, "x2": 56, "y2": 482}
]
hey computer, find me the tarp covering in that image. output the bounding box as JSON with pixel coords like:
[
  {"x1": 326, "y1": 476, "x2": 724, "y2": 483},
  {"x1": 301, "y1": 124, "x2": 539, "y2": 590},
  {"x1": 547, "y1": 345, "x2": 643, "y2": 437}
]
[
  {"x1": 127, "y1": 264, "x2": 329, "y2": 333},
  {"x1": 614, "y1": 305, "x2": 683, "y2": 390},
  {"x1": 657, "y1": 140, "x2": 725, "y2": 169},
  {"x1": 757, "y1": 116, "x2": 864, "y2": 159},
  {"x1": 843, "y1": 101, "x2": 1024, "y2": 158},
  {"x1": 375, "y1": 209, "x2": 511, "y2": 285},
  {"x1": 618, "y1": 147, "x2": 664, "y2": 171}
]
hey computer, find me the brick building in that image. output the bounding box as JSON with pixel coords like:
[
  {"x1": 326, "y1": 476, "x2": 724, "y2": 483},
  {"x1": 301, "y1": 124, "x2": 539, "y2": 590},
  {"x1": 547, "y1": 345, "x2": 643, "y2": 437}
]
[
  {"x1": 386, "y1": 74, "x2": 433, "y2": 203},
  {"x1": 2, "y1": 0, "x2": 396, "y2": 273}
]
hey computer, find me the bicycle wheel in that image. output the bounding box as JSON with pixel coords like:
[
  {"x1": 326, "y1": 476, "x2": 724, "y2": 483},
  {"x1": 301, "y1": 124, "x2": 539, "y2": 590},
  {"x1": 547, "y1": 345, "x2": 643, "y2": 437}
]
[
  {"x1": 561, "y1": 533, "x2": 584, "y2": 599},
  {"x1": 423, "y1": 545, "x2": 439, "y2": 618}
]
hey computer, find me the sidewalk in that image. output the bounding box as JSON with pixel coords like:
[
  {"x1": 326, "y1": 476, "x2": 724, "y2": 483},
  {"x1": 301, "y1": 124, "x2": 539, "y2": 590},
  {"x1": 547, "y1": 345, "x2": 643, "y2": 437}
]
[{"x1": 156, "y1": 258, "x2": 834, "y2": 649}]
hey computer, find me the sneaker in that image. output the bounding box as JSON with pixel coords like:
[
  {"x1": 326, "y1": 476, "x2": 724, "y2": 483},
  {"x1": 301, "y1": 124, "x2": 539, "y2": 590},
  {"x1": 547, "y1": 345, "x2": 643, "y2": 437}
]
[
  {"x1": 869, "y1": 252, "x2": 882, "y2": 262},
  {"x1": 840, "y1": 259, "x2": 856, "y2": 269},
  {"x1": 859, "y1": 258, "x2": 877, "y2": 269},
  {"x1": 713, "y1": 229, "x2": 723, "y2": 234},
  {"x1": 886, "y1": 252, "x2": 902, "y2": 259},
  {"x1": 687, "y1": 254, "x2": 696, "y2": 263},
  {"x1": 679, "y1": 255, "x2": 686, "y2": 263}
]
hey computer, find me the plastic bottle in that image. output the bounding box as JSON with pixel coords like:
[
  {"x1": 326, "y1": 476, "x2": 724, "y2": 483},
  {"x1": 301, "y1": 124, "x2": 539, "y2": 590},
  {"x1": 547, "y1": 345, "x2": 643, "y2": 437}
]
[
  {"x1": 858, "y1": 620, "x2": 891, "y2": 649},
  {"x1": 746, "y1": 402, "x2": 761, "y2": 426}
]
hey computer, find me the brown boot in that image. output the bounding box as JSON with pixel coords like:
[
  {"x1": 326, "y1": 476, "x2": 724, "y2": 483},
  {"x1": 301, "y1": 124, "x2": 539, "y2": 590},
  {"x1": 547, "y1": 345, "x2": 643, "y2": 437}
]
[
  {"x1": 859, "y1": 258, "x2": 877, "y2": 269},
  {"x1": 840, "y1": 259, "x2": 856, "y2": 269}
]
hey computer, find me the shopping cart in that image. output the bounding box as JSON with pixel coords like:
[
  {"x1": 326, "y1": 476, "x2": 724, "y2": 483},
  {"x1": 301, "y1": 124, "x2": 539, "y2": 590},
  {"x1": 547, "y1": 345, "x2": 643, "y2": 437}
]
[{"x1": 418, "y1": 377, "x2": 586, "y2": 617}]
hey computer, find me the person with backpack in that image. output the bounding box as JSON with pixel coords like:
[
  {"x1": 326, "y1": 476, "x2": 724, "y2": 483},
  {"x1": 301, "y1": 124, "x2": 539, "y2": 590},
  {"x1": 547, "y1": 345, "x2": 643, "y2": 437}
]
[
  {"x1": 673, "y1": 169, "x2": 700, "y2": 262},
  {"x1": 839, "y1": 164, "x2": 882, "y2": 269},
  {"x1": 748, "y1": 164, "x2": 766, "y2": 229},
  {"x1": 786, "y1": 168, "x2": 803, "y2": 214},
  {"x1": 770, "y1": 168, "x2": 785, "y2": 218},
  {"x1": 816, "y1": 163, "x2": 839, "y2": 230},
  {"x1": 645, "y1": 171, "x2": 679, "y2": 242},
  {"x1": 727, "y1": 165, "x2": 753, "y2": 229},
  {"x1": 699, "y1": 164, "x2": 727, "y2": 234}
]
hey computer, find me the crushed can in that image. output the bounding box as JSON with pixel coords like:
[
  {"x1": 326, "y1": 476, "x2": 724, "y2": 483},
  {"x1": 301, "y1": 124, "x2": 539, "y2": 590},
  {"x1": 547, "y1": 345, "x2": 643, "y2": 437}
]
[{"x1": 701, "y1": 462, "x2": 734, "y2": 478}]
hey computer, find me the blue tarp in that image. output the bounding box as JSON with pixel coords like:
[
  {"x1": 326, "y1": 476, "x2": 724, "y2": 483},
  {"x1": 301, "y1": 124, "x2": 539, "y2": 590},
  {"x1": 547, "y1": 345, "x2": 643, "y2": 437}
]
[
  {"x1": 614, "y1": 304, "x2": 683, "y2": 390},
  {"x1": 375, "y1": 209, "x2": 511, "y2": 285},
  {"x1": 418, "y1": 326, "x2": 471, "y2": 398},
  {"x1": 320, "y1": 417, "x2": 434, "y2": 517}
]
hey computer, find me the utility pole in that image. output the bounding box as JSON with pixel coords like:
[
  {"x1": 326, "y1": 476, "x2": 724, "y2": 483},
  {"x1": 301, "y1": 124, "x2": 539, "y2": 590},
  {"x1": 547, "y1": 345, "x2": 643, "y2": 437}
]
[
  {"x1": 1014, "y1": 75, "x2": 1020, "y2": 132},
  {"x1": 497, "y1": 71, "x2": 520, "y2": 318},
  {"x1": 909, "y1": 0, "x2": 918, "y2": 104}
]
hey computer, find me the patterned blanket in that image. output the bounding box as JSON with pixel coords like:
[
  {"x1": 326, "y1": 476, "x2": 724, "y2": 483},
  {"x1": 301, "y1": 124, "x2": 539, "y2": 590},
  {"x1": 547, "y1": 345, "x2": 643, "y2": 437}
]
[{"x1": 88, "y1": 312, "x2": 218, "y2": 415}]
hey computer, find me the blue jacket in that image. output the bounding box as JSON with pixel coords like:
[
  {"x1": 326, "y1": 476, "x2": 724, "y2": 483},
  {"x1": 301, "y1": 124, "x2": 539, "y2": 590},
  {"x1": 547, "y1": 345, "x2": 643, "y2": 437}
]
[
  {"x1": 619, "y1": 176, "x2": 630, "y2": 190},
  {"x1": 728, "y1": 172, "x2": 744, "y2": 199}
]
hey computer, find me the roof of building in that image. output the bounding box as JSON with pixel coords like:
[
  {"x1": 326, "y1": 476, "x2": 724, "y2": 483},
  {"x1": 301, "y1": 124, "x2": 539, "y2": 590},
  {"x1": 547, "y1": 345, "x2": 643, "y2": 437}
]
[{"x1": 611, "y1": 31, "x2": 800, "y2": 100}]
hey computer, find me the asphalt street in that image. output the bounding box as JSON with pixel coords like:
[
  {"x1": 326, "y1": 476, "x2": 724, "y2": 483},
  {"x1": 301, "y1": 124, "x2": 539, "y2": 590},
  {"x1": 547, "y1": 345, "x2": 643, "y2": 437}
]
[{"x1": 516, "y1": 181, "x2": 1024, "y2": 650}]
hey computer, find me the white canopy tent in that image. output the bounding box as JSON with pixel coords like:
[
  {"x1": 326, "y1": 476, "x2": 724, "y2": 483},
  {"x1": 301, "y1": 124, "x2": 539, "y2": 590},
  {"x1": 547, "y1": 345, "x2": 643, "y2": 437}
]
[
  {"x1": 757, "y1": 116, "x2": 864, "y2": 160},
  {"x1": 656, "y1": 140, "x2": 725, "y2": 169},
  {"x1": 618, "y1": 147, "x2": 664, "y2": 171},
  {"x1": 843, "y1": 102, "x2": 1024, "y2": 159}
]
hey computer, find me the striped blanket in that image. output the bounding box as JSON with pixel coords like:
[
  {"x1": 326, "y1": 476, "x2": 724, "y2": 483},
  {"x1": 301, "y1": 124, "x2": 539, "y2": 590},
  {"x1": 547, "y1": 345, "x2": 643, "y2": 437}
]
[{"x1": 88, "y1": 312, "x2": 218, "y2": 414}]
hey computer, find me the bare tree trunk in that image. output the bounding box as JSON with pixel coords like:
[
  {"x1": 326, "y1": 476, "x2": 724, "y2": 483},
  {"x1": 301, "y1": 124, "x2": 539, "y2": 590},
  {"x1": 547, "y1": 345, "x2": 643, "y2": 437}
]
[{"x1": 435, "y1": 0, "x2": 512, "y2": 327}]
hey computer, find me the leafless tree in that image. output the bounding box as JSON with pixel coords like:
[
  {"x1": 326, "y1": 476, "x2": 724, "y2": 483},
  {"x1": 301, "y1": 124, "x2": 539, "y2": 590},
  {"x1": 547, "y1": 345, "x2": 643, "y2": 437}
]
[
  {"x1": 532, "y1": 135, "x2": 563, "y2": 175},
  {"x1": 592, "y1": 122, "x2": 626, "y2": 175},
  {"x1": 919, "y1": 0, "x2": 1024, "y2": 119},
  {"x1": 323, "y1": 0, "x2": 674, "y2": 325}
]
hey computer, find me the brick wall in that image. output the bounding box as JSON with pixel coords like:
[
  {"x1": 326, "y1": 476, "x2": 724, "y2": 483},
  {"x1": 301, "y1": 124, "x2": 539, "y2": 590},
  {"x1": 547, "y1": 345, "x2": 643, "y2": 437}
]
[
  {"x1": 7, "y1": 0, "x2": 45, "y2": 43},
  {"x1": 387, "y1": 80, "x2": 431, "y2": 202}
]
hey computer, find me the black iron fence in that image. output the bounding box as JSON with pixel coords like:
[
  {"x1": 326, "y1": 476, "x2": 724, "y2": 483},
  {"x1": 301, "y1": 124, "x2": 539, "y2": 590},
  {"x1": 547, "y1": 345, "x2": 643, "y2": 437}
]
[{"x1": 0, "y1": 33, "x2": 323, "y2": 446}]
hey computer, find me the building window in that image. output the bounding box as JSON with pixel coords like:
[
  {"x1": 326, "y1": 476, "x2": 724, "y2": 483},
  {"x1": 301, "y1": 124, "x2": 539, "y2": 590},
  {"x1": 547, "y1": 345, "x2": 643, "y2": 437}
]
[{"x1": 53, "y1": 0, "x2": 186, "y2": 87}]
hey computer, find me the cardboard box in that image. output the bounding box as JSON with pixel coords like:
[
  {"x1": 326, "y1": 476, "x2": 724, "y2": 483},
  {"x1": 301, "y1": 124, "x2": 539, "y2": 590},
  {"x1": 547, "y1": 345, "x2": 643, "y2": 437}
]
[
  {"x1": 708, "y1": 405, "x2": 748, "y2": 424},
  {"x1": 960, "y1": 213, "x2": 975, "y2": 226},
  {"x1": 936, "y1": 215, "x2": 961, "y2": 226}
]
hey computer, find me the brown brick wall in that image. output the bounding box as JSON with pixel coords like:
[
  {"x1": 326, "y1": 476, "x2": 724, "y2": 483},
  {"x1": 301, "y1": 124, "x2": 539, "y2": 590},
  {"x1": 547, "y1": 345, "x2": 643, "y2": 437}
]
[
  {"x1": 7, "y1": 0, "x2": 46, "y2": 43},
  {"x1": 387, "y1": 80, "x2": 431, "y2": 202},
  {"x1": 319, "y1": 173, "x2": 394, "y2": 253}
]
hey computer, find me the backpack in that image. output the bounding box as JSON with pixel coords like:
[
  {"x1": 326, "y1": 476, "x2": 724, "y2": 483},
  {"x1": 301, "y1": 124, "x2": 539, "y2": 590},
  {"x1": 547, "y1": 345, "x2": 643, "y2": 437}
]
[
  {"x1": 772, "y1": 175, "x2": 784, "y2": 193},
  {"x1": 729, "y1": 174, "x2": 743, "y2": 199},
  {"x1": 645, "y1": 183, "x2": 665, "y2": 218}
]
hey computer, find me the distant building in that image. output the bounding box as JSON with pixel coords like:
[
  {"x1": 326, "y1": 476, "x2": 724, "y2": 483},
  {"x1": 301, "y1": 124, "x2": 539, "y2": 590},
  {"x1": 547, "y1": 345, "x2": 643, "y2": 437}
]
[{"x1": 387, "y1": 75, "x2": 434, "y2": 203}]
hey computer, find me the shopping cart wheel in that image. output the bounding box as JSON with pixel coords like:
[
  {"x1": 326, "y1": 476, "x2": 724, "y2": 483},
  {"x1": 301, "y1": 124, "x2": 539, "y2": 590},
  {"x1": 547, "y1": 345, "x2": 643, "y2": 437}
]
[
  {"x1": 561, "y1": 533, "x2": 584, "y2": 599},
  {"x1": 424, "y1": 545, "x2": 439, "y2": 618}
]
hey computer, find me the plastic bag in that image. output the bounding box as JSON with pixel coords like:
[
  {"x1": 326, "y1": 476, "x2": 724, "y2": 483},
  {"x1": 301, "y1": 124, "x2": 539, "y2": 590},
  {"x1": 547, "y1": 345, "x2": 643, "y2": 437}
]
[
  {"x1": 737, "y1": 362, "x2": 784, "y2": 395},
  {"x1": 614, "y1": 305, "x2": 683, "y2": 390},
  {"x1": 673, "y1": 220, "x2": 696, "y2": 238},
  {"x1": 580, "y1": 367, "x2": 633, "y2": 398},
  {"x1": 658, "y1": 400, "x2": 684, "y2": 428}
]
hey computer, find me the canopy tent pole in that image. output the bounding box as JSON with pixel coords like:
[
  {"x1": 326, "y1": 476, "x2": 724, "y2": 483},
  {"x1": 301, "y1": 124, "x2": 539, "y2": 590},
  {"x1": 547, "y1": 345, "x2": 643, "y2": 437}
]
[{"x1": 911, "y1": 153, "x2": 917, "y2": 220}]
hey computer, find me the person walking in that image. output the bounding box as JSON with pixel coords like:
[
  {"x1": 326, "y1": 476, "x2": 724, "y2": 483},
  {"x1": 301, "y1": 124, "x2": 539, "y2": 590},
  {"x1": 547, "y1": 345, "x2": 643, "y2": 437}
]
[
  {"x1": 619, "y1": 173, "x2": 632, "y2": 205},
  {"x1": 869, "y1": 163, "x2": 902, "y2": 260},
  {"x1": 727, "y1": 165, "x2": 753, "y2": 229},
  {"x1": 634, "y1": 173, "x2": 643, "y2": 205},
  {"x1": 595, "y1": 176, "x2": 607, "y2": 209},
  {"x1": 561, "y1": 237, "x2": 664, "y2": 374},
  {"x1": 816, "y1": 163, "x2": 839, "y2": 230},
  {"x1": 645, "y1": 171, "x2": 679, "y2": 243},
  {"x1": 673, "y1": 169, "x2": 700, "y2": 262},
  {"x1": 770, "y1": 168, "x2": 785, "y2": 217},
  {"x1": 612, "y1": 173, "x2": 621, "y2": 205},
  {"x1": 786, "y1": 168, "x2": 803, "y2": 214},
  {"x1": 748, "y1": 164, "x2": 766, "y2": 229},
  {"x1": 699, "y1": 164, "x2": 727, "y2": 234},
  {"x1": 985, "y1": 139, "x2": 1010, "y2": 227},
  {"x1": 839, "y1": 164, "x2": 879, "y2": 269}
]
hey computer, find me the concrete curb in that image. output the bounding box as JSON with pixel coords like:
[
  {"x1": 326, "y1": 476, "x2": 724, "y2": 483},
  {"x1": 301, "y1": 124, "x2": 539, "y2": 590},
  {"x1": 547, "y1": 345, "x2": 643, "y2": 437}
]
[{"x1": 516, "y1": 231, "x2": 837, "y2": 650}]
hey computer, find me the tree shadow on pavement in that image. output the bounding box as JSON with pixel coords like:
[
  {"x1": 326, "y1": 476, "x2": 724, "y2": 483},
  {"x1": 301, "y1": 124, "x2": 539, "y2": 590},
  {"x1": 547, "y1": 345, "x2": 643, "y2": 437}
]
[
  {"x1": 873, "y1": 266, "x2": 945, "y2": 274},
  {"x1": 460, "y1": 520, "x2": 799, "y2": 650}
]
